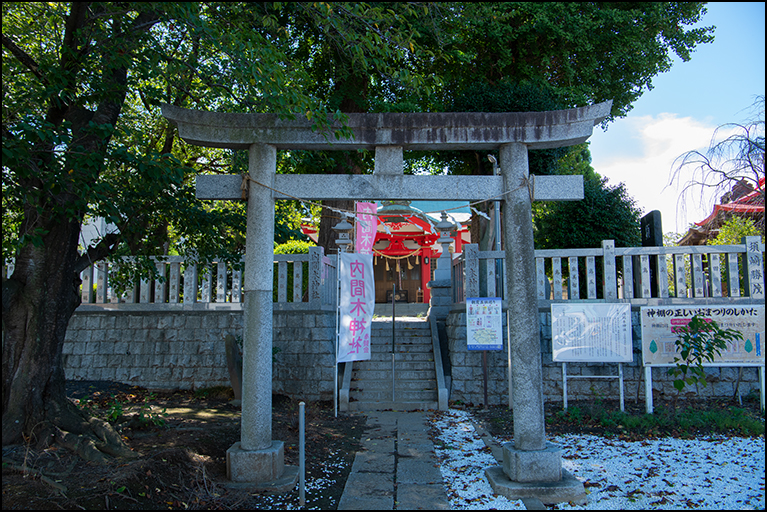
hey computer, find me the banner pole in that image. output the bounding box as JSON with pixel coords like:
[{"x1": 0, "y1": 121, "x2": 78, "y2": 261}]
[
  {"x1": 392, "y1": 283, "x2": 396, "y2": 403},
  {"x1": 335, "y1": 252, "x2": 341, "y2": 418}
]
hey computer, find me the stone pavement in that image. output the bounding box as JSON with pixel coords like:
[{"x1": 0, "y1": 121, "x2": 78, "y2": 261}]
[{"x1": 337, "y1": 411, "x2": 450, "y2": 510}]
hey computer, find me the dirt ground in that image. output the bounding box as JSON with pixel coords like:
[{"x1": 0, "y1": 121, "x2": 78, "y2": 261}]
[
  {"x1": 2, "y1": 382, "x2": 367, "y2": 510},
  {"x1": 2, "y1": 381, "x2": 764, "y2": 510}
]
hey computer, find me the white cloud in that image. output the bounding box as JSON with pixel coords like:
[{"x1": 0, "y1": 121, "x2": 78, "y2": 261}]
[{"x1": 590, "y1": 114, "x2": 726, "y2": 234}]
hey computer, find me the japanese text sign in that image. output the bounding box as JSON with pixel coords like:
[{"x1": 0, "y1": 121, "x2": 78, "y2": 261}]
[
  {"x1": 467, "y1": 297, "x2": 503, "y2": 351},
  {"x1": 552, "y1": 304, "x2": 633, "y2": 362},
  {"x1": 641, "y1": 305, "x2": 765, "y2": 366},
  {"x1": 338, "y1": 253, "x2": 374, "y2": 363},
  {"x1": 355, "y1": 202, "x2": 377, "y2": 254}
]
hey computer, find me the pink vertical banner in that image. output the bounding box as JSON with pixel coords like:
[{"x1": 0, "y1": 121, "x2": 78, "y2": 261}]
[
  {"x1": 338, "y1": 253, "x2": 374, "y2": 363},
  {"x1": 355, "y1": 202, "x2": 377, "y2": 254}
]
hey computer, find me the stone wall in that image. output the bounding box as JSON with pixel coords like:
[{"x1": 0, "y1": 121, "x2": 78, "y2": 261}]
[
  {"x1": 63, "y1": 306, "x2": 762, "y2": 405},
  {"x1": 445, "y1": 308, "x2": 762, "y2": 406},
  {"x1": 63, "y1": 307, "x2": 337, "y2": 402}
]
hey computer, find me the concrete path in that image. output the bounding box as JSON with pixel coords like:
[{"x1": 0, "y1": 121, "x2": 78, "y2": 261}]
[{"x1": 337, "y1": 411, "x2": 450, "y2": 510}]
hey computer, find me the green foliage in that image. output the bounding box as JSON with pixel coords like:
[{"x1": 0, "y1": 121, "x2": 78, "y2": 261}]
[
  {"x1": 427, "y1": 3, "x2": 713, "y2": 118},
  {"x1": 104, "y1": 395, "x2": 125, "y2": 423},
  {"x1": 666, "y1": 315, "x2": 744, "y2": 393},
  {"x1": 272, "y1": 239, "x2": 314, "y2": 302},
  {"x1": 135, "y1": 393, "x2": 168, "y2": 428},
  {"x1": 710, "y1": 216, "x2": 764, "y2": 246},
  {"x1": 2, "y1": 2, "x2": 432, "y2": 275},
  {"x1": 534, "y1": 145, "x2": 643, "y2": 249},
  {"x1": 273, "y1": 240, "x2": 315, "y2": 255},
  {"x1": 550, "y1": 402, "x2": 764, "y2": 437}
]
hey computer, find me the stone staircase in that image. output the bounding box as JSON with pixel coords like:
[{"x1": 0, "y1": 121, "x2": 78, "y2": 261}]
[{"x1": 343, "y1": 318, "x2": 444, "y2": 411}]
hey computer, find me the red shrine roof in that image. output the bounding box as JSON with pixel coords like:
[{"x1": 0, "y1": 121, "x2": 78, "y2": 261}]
[{"x1": 678, "y1": 177, "x2": 765, "y2": 246}]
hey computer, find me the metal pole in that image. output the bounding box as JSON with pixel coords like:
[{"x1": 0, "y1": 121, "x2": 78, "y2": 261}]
[
  {"x1": 507, "y1": 309, "x2": 512, "y2": 410},
  {"x1": 299, "y1": 401, "x2": 305, "y2": 507},
  {"x1": 483, "y1": 350, "x2": 488, "y2": 410},
  {"x1": 490, "y1": 155, "x2": 503, "y2": 298},
  {"x1": 335, "y1": 253, "x2": 341, "y2": 418},
  {"x1": 392, "y1": 283, "x2": 396, "y2": 403}
]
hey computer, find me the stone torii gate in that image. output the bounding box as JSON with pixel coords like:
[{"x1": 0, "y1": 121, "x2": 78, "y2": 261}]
[{"x1": 162, "y1": 102, "x2": 611, "y2": 500}]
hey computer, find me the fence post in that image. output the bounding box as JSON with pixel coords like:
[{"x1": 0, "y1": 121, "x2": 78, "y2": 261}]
[
  {"x1": 536, "y1": 257, "x2": 547, "y2": 300},
  {"x1": 97, "y1": 262, "x2": 109, "y2": 303},
  {"x1": 552, "y1": 257, "x2": 563, "y2": 300},
  {"x1": 293, "y1": 258, "x2": 304, "y2": 302},
  {"x1": 154, "y1": 261, "x2": 167, "y2": 303},
  {"x1": 183, "y1": 262, "x2": 198, "y2": 304},
  {"x1": 308, "y1": 246, "x2": 323, "y2": 309},
  {"x1": 743, "y1": 236, "x2": 765, "y2": 299},
  {"x1": 464, "y1": 244, "x2": 479, "y2": 298},
  {"x1": 81, "y1": 265, "x2": 94, "y2": 303},
  {"x1": 217, "y1": 262, "x2": 228, "y2": 302},
  {"x1": 169, "y1": 261, "x2": 181, "y2": 303},
  {"x1": 602, "y1": 240, "x2": 617, "y2": 300}
]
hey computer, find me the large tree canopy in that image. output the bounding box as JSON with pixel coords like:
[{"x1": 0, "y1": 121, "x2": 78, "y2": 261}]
[
  {"x1": 1, "y1": 1, "x2": 433, "y2": 454},
  {"x1": 2, "y1": 2, "x2": 713, "y2": 455}
]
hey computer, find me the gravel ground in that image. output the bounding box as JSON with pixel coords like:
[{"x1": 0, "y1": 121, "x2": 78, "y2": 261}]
[{"x1": 430, "y1": 409, "x2": 766, "y2": 510}]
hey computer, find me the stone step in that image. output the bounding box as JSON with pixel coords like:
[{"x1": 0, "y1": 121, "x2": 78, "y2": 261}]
[
  {"x1": 349, "y1": 317, "x2": 439, "y2": 411},
  {"x1": 368, "y1": 345, "x2": 432, "y2": 355},
  {"x1": 351, "y1": 378, "x2": 437, "y2": 391},
  {"x1": 370, "y1": 334, "x2": 431, "y2": 343},
  {"x1": 346, "y1": 400, "x2": 439, "y2": 412},
  {"x1": 352, "y1": 369, "x2": 436, "y2": 381},
  {"x1": 352, "y1": 360, "x2": 434, "y2": 371},
  {"x1": 350, "y1": 388, "x2": 438, "y2": 402}
]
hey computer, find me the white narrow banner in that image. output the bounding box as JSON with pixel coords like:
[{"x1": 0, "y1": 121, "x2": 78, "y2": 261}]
[
  {"x1": 338, "y1": 253, "x2": 374, "y2": 363},
  {"x1": 355, "y1": 202, "x2": 377, "y2": 254}
]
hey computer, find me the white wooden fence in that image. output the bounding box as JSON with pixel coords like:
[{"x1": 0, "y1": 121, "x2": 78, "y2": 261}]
[
  {"x1": 453, "y1": 236, "x2": 765, "y2": 307},
  {"x1": 76, "y1": 246, "x2": 338, "y2": 310},
  {"x1": 6, "y1": 237, "x2": 761, "y2": 311}
]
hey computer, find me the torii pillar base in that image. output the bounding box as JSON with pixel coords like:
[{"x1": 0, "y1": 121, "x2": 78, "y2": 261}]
[
  {"x1": 484, "y1": 441, "x2": 586, "y2": 505},
  {"x1": 226, "y1": 441, "x2": 298, "y2": 493}
]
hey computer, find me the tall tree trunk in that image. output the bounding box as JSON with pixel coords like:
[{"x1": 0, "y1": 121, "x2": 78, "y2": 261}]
[
  {"x1": 3, "y1": 212, "x2": 82, "y2": 444},
  {"x1": 2, "y1": 209, "x2": 134, "y2": 461}
]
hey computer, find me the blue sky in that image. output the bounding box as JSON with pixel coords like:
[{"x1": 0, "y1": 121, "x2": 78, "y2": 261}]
[{"x1": 588, "y1": 2, "x2": 766, "y2": 234}]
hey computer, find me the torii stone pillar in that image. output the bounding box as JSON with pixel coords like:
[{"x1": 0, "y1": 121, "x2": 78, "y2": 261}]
[
  {"x1": 483, "y1": 143, "x2": 588, "y2": 504},
  {"x1": 224, "y1": 143, "x2": 290, "y2": 486},
  {"x1": 162, "y1": 102, "x2": 611, "y2": 499}
]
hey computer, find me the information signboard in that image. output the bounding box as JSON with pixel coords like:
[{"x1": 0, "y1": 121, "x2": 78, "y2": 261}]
[
  {"x1": 551, "y1": 303, "x2": 633, "y2": 362},
  {"x1": 641, "y1": 305, "x2": 765, "y2": 366},
  {"x1": 467, "y1": 297, "x2": 503, "y2": 351}
]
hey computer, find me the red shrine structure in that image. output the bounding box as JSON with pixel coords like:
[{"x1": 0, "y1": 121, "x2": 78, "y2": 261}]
[
  {"x1": 678, "y1": 177, "x2": 765, "y2": 246},
  {"x1": 303, "y1": 201, "x2": 470, "y2": 304}
]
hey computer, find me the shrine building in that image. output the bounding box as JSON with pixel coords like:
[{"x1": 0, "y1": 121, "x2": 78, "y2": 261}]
[{"x1": 303, "y1": 200, "x2": 470, "y2": 304}]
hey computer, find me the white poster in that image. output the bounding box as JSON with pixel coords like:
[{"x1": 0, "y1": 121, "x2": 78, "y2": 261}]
[
  {"x1": 552, "y1": 303, "x2": 633, "y2": 362},
  {"x1": 337, "y1": 253, "x2": 374, "y2": 363},
  {"x1": 641, "y1": 305, "x2": 765, "y2": 366},
  {"x1": 467, "y1": 297, "x2": 503, "y2": 351},
  {"x1": 355, "y1": 202, "x2": 377, "y2": 254}
]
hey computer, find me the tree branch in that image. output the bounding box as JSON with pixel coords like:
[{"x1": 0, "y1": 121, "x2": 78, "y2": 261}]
[
  {"x1": 1, "y1": 34, "x2": 48, "y2": 85},
  {"x1": 73, "y1": 232, "x2": 121, "y2": 274}
]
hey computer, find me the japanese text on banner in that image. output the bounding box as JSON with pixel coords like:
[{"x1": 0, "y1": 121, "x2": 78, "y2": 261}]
[
  {"x1": 338, "y1": 253, "x2": 374, "y2": 363},
  {"x1": 355, "y1": 202, "x2": 377, "y2": 254}
]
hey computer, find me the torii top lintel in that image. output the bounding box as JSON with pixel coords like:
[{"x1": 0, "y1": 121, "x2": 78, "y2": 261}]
[{"x1": 161, "y1": 101, "x2": 612, "y2": 151}]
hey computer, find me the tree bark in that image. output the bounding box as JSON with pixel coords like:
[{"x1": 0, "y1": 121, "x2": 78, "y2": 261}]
[{"x1": 3, "y1": 211, "x2": 85, "y2": 445}]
